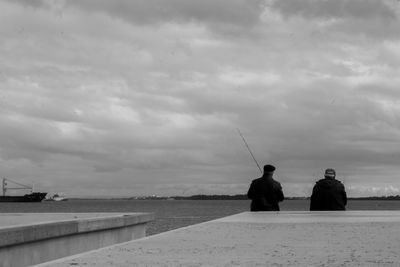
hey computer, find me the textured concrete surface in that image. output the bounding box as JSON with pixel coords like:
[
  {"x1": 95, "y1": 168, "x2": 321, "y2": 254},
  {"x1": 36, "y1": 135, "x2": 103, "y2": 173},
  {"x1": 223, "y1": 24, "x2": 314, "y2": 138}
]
[
  {"x1": 0, "y1": 213, "x2": 148, "y2": 228},
  {"x1": 0, "y1": 213, "x2": 154, "y2": 247},
  {"x1": 0, "y1": 213, "x2": 154, "y2": 267},
  {"x1": 37, "y1": 211, "x2": 400, "y2": 267}
]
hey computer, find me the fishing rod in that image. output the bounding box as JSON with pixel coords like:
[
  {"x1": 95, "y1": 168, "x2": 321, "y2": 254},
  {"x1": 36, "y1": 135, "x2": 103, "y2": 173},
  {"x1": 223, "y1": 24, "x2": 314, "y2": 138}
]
[{"x1": 237, "y1": 128, "x2": 263, "y2": 174}]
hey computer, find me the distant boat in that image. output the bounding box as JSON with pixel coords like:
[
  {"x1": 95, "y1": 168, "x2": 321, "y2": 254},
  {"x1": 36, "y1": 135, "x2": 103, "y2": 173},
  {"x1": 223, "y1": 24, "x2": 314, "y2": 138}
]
[
  {"x1": 45, "y1": 193, "x2": 68, "y2": 201},
  {"x1": 0, "y1": 178, "x2": 47, "y2": 202}
]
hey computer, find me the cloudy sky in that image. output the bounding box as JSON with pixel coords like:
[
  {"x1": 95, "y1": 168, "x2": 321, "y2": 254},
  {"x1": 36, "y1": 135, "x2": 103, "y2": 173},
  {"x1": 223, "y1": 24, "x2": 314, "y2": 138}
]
[{"x1": 1, "y1": 0, "x2": 400, "y2": 197}]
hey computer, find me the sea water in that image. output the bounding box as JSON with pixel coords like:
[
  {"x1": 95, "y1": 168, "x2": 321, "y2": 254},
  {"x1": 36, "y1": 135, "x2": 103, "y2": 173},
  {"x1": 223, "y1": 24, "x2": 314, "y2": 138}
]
[{"x1": 1, "y1": 199, "x2": 399, "y2": 235}]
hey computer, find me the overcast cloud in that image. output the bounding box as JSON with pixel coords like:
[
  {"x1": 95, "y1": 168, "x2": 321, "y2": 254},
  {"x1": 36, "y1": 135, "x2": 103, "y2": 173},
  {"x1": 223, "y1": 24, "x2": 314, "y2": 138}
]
[{"x1": 1, "y1": 0, "x2": 400, "y2": 197}]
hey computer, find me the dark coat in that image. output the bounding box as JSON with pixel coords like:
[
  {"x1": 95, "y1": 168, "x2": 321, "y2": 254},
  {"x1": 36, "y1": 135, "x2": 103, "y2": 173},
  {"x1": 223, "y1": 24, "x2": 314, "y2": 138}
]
[
  {"x1": 247, "y1": 176, "x2": 284, "y2": 211},
  {"x1": 310, "y1": 178, "x2": 347, "y2": 211}
]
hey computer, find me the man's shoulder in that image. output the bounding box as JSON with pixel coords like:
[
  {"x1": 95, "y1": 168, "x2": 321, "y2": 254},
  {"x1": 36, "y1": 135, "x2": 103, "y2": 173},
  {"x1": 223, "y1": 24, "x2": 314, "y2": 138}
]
[
  {"x1": 313, "y1": 179, "x2": 323, "y2": 185},
  {"x1": 273, "y1": 179, "x2": 281, "y2": 184},
  {"x1": 255, "y1": 177, "x2": 282, "y2": 187},
  {"x1": 314, "y1": 178, "x2": 345, "y2": 188},
  {"x1": 251, "y1": 177, "x2": 263, "y2": 183},
  {"x1": 272, "y1": 179, "x2": 282, "y2": 188},
  {"x1": 333, "y1": 179, "x2": 345, "y2": 189},
  {"x1": 313, "y1": 179, "x2": 328, "y2": 189}
]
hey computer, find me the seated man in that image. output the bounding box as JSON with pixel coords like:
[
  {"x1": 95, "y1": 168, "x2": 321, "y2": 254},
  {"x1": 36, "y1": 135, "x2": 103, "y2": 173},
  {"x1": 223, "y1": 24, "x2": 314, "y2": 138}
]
[
  {"x1": 247, "y1": 164, "x2": 284, "y2": 211},
  {"x1": 310, "y1": 168, "x2": 347, "y2": 211}
]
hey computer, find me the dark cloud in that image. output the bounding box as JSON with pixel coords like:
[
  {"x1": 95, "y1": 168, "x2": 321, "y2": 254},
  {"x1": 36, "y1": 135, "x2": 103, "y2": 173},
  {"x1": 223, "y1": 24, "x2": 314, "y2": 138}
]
[
  {"x1": 271, "y1": 0, "x2": 400, "y2": 42},
  {"x1": 328, "y1": 19, "x2": 400, "y2": 40},
  {"x1": 270, "y1": 0, "x2": 400, "y2": 40},
  {"x1": 6, "y1": 0, "x2": 265, "y2": 35},
  {"x1": 2, "y1": 0, "x2": 47, "y2": 8},
  {"x1": 271, "y1": 0, "x2": 397, "y2": 21},
  {"x1": 66, "y1": 0, "x2": 264, "y2": 27}
]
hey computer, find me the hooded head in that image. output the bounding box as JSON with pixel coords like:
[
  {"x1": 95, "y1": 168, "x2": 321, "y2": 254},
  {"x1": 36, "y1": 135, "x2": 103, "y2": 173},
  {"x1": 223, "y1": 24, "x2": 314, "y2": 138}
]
[{"x1": 324, "y1": 168, "x2": 336, "y2": 179}]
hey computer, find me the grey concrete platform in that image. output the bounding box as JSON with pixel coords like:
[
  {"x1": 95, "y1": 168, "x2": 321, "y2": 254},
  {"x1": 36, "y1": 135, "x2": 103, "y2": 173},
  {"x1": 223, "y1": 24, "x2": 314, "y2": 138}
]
[
  {"x1": 0, "y1": 213, "x2": 154, "y2": 267},
  {"x1": 0, "y1": 213, "x2": 140, "y2": 228},
  {"x1": 37, "y1": 211, "x2": 400, "y2": 266}
]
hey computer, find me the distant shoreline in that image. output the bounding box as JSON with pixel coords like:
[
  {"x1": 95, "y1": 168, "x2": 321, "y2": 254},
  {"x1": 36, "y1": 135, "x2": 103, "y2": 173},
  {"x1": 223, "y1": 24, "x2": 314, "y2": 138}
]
[{"x1": 68, "y1": 195, "x2": 400, "y2": 201}]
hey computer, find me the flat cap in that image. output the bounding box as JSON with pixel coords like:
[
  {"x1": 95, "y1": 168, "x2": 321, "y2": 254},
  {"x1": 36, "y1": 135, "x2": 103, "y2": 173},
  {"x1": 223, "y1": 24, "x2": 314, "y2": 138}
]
[{"x1": 263, "y1": 164, "x2": 276, "y2": 173}]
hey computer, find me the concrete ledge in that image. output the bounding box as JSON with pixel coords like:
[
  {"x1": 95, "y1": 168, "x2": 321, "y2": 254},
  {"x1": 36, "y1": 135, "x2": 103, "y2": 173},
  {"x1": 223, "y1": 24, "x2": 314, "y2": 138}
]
[
  {"x1": 0, "y1": 213, "x2": 154, "y2": 267},
  {"x1": 37, "y1": 211, "x2": 400, "y2": 266},
  {"x1": 215, "y1": 210, "x2": 400, "y2": 223}
]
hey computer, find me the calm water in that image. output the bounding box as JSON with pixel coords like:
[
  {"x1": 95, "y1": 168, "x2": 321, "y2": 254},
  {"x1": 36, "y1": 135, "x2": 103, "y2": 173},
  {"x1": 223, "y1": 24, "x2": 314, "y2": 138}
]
[{"x1": 1, "y1": 199, "x2": 400, "y2": 235}]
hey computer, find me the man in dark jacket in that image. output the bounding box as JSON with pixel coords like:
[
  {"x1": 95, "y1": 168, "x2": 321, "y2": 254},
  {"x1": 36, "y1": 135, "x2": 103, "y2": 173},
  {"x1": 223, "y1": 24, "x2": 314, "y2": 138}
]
[
  {"x1": 310, "y1": 168, "x2": 347, "y2": 211},
  {"x1": 247, "y1": 164, "x2": 284, "y2": 211}
]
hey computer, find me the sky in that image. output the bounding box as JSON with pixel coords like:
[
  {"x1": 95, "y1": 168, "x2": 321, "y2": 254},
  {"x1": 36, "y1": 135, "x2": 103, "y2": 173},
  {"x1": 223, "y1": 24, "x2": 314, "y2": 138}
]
[{"x1": 1, "y1": 0, "x2": 400, "y2": 197}]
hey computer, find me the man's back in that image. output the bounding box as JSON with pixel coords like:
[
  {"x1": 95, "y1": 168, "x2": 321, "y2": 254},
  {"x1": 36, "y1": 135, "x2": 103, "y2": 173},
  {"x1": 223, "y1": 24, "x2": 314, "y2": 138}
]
[
  {"x1": 247, "y1": 176, "x2": 284, "y2": 211},
  {"x1": 310, "y1": 178, "x2": 347, "y2": 210}
]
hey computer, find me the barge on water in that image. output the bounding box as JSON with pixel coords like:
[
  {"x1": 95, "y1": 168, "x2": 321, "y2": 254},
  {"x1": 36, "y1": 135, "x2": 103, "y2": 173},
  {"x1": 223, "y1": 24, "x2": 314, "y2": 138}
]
[{"x1": 1, "y1": 178, "x2": 47, "y2": 202}]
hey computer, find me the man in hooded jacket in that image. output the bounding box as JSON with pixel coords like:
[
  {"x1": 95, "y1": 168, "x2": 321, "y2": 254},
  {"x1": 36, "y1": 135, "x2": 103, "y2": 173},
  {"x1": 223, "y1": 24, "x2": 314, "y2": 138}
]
[
  {"x1": 247, "y1": 164, "x2": 284, "y2": 211},
  {"x1": 310, "y1": 168, "x2": 347, "y2": 211}
]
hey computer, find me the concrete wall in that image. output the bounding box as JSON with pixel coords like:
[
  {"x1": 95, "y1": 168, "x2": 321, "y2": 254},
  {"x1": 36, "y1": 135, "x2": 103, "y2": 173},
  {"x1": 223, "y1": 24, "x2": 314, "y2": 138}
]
[{"x1": 0, "y1": 213, "x2": 154, "y2": 267}]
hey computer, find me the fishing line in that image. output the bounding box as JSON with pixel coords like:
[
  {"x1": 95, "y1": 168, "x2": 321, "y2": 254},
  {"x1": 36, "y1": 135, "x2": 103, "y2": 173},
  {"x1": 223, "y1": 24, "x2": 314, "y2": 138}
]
[{"x1": 237, "y1": 128, "x2": 263, "y2": 174}]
